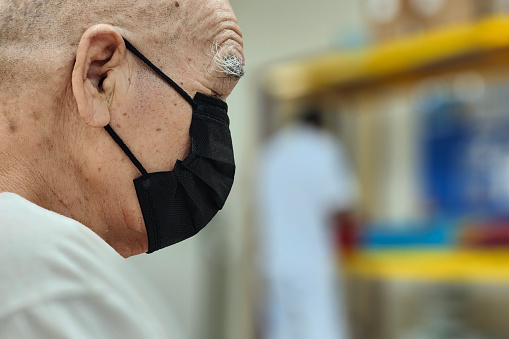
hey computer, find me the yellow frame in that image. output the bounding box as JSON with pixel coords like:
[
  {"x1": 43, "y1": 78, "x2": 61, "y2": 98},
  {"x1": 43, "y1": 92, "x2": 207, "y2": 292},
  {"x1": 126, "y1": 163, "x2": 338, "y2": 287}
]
[
  {"x1": 265, "y1": 15, "x2": 509, "y2": 100},
  {"x1": 345, "y1": 249, "x2": 509, "y2": 283}
]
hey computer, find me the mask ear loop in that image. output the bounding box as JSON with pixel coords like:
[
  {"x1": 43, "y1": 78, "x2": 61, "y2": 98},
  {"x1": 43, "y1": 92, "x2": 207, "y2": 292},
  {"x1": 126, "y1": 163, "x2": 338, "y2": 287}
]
[
  {"x1": 105, "y1": 125, "x2": 148, "y2": 176},
  {"x1": 123, "y1": 39, "x2": 197, "y2": 110},
  {"x1": 104, "y1": 38, "x2": 198, "y2": 176}
]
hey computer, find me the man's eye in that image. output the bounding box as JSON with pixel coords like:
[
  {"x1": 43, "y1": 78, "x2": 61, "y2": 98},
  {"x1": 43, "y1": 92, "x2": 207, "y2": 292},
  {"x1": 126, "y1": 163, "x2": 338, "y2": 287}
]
[{"x1": 211, "y1": 91, "x2": 223, "y2": 99}]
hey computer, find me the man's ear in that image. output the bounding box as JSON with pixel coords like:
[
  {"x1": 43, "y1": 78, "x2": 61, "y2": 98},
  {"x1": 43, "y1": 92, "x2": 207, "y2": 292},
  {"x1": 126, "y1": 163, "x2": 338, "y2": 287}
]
[{"x1": 72, "y1": 24, "x2": 127, "y2": 128}]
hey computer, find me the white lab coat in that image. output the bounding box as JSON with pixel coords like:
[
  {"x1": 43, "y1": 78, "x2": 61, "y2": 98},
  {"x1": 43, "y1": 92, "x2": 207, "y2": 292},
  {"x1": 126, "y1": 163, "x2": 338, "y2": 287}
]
[
  {"x1": 257, "y1": 124, "x2": 357, "y2": 339},
  {"x1": 0, "y1": 193, "x2": 181, "y2": 338}
]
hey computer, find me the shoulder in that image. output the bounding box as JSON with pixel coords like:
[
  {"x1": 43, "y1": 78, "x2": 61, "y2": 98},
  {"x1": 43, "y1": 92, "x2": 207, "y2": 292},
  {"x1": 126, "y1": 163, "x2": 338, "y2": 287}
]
[
  {"x1": 0, "y1": 193, "x2": 124, "y2": 314},
  {"x1": 0, "y1": 192, "x2": 121, "y2": 267},
  {"x1": 0, "y1": 192, "x2": 95, "y2": 241},
  {"x1": 0, "y1": 193, "x2": 173, "y2": 337}
]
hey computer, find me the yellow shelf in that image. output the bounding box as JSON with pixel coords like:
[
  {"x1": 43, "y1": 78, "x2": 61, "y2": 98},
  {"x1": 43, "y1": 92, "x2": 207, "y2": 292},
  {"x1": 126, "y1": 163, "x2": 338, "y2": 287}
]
[
  {"x1": 345, "y1": 249, "x2": 509, "y2": 283},
  {"x1": 266, "y1": 15, "x2": 509, "y2": 100}
]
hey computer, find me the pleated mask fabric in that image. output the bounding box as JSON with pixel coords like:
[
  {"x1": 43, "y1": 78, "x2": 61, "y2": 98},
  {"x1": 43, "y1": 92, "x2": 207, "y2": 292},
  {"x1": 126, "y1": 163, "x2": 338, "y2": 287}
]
[{"x1": 134, "y1": 93, "x2": 235, "y2": 252}]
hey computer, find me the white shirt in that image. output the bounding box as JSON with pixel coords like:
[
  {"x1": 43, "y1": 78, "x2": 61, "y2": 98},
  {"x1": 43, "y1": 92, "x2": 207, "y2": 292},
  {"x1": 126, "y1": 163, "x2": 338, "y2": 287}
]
[
  {"x1": 257, "y1": 125, "x2": 357, "y2": 339},
  {"x1": 0, "y1": 192, "x2": 177, "y2": 338},
  {"x1": 257, "y1": 124, "x2": 358, "y2": 275}
]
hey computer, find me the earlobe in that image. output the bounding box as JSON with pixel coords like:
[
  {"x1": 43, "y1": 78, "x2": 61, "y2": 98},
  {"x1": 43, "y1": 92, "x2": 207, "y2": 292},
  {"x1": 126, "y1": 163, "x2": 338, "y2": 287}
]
[{"x1": 72, "y1": 24, "x2": 127, "y2": 128}]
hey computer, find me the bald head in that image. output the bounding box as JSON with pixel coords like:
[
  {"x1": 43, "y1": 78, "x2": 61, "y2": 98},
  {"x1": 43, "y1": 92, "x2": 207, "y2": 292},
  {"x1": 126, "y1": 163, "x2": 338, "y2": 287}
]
[
  {"x1": 0, "y1": 0, "x2": 244, "y2": 257},
  {"x1": 0, "y1": 0, "x2": 243, "y2": 85},
  {"x1": 0, "y1": 1, "x2": 165, "y2": 81}
]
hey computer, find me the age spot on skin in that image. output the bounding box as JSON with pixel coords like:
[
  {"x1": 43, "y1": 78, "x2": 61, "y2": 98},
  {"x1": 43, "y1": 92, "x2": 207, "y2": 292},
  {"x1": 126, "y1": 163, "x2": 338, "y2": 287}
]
[
  {"x1": 156, "y1": 128, "x2": 162, "y2": 132},
  {"x1": 8, "y1": 122, "x2": 16, "y2": 133},
  {"x1": 98, "y1": 168, "x2": 102, "y2": 172},
  {"x1": 175, "y1": 1, "x2": 180, "y2": 7}
]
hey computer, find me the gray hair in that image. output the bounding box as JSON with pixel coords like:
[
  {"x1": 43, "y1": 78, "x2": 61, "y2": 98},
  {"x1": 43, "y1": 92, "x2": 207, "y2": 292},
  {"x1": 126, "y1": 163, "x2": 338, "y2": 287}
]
[
  {"x1": 214, "y1": 54, "x2": 245, "y2": 79},
  {"x1": 212, "y1": 42, "x2": 245, "y2": 79}
]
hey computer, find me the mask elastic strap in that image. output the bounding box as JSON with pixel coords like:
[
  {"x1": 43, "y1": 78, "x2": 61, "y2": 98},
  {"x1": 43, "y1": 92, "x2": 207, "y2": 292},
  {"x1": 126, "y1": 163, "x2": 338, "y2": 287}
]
[
  {"x1": 105, "y1": 125, "x2": 148, "y2": 176},
  {"x1": 123, "y1": 39, "x2": 197, "y2": 110}
]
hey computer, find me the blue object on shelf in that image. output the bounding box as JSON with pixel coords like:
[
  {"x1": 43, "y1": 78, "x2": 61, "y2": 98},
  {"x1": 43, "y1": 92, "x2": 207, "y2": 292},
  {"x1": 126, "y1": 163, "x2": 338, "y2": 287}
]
[{"x1": 360, "y1": 219, "x2": 457, "y2": 249}]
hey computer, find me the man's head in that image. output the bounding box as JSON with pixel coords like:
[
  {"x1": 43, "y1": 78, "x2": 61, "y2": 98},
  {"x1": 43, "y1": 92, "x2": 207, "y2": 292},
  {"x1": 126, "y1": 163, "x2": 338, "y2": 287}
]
[
  {"x1": 0, "y1": 0, "x2": 244, "y2": 257},
  {"x1": 299, "y1": 107, "x2": 323, "y2": 129}
]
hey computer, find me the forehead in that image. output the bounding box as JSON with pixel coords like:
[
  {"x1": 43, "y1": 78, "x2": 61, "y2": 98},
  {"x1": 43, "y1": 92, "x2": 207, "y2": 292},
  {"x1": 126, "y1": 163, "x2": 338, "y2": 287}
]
[
  {"x1": 131, "y1": 0, "x2": 243, "y2": 97},
  {"x1": 178, "y1": 1, "x2": 242, "y2": 52},
  {"x1": 168, "y1": 0, "x2": 244, "y2": 90}
]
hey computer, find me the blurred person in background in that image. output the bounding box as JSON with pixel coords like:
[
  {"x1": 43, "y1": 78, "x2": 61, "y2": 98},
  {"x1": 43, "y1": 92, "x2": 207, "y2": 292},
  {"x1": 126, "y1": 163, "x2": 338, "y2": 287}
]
[
  {"x1": 257, "y1": 108, "x2": 358, "y2": 339},
  {"x1": 0, "y1": 0, "x2": 243, "y2": 337}
]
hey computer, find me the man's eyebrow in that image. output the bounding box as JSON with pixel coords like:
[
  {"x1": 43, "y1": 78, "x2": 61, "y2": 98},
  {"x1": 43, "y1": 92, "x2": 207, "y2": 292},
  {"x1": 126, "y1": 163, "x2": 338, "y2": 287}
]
[{"x1": 214, "y1": 53, "x2": 245, "y2": 80}]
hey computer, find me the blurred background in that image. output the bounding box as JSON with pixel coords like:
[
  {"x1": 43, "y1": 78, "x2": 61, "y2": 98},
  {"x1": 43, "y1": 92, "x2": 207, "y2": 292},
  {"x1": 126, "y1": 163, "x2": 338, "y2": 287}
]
[{"x1": 128, "y1": 1, "x2": 509, "y2": 338}]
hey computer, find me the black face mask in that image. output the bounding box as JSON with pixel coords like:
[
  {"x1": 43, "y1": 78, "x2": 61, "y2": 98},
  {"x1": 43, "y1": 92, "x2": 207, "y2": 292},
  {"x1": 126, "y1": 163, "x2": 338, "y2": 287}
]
[{"x1": 105, "y1": 39, "x2": 235, "y2": 253}]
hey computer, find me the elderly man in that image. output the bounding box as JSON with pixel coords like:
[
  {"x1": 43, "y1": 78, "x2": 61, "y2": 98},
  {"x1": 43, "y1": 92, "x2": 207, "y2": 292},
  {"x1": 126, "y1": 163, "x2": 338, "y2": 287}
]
[{"x1": 0, "y1": 0, "x2": 244, "y2": 337}]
